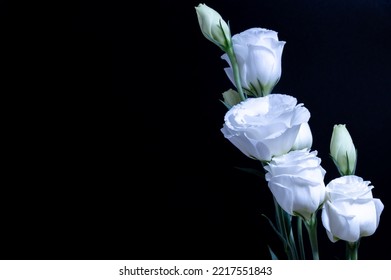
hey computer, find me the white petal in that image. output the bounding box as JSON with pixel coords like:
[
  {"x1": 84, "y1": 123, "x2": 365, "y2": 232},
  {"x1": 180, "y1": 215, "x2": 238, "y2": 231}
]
[
  {"x1": 263, "y1": 125, "x2": 300, "y2": 157},
  {"x1": 325, "y1": 201, "x2": 360, "y2": 242},
  {"x1": 374, "y1": 198, "x2": 384, "y2": 229},
  {"x1": 267, "y1": 179, "x2": 294, "y2": 215}
]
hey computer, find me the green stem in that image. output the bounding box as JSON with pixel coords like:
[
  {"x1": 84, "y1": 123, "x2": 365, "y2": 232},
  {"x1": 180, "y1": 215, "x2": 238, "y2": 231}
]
[
  {"x1": 288, "y1": 227, "x2": 299, "y2": 260},
  {"x1": 226, "y1": 46, "x2": 246, "y2": 101},
  {"x1": 297, "y1": 217, "x2": 306, "y2": 260},
  {"x1": 273, "y1": 198, "x2": 290, "y2": 259},
  {"x1": 346, "y1": 241, "x2": 359, "y2": 260},
  {"x1": 273, "y1": 197, "x2": 298, "y2": 259},
  {"x1": 304, "y1": 214, "x2": 319, "y2": 260}
]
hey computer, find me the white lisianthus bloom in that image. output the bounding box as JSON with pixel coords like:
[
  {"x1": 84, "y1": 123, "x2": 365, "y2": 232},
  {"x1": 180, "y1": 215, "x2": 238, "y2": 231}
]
[
  {"x1": 221, "y1": 94, "x2": 310, "y2": 162},
  {"x1": 330, "y1": 124, "x2": 357, "y2": 175},
  {"x1": 264, "y1": 149, "x2": 326, "y2": 221},
  {"x1": 292, "y1": 123, "x2": 313, "y2": 151},
  {"x1": 195, "y1": 3, "x2": 231, "y2": 51},
  {"x1": 321, "y1": 175, "x2": 384, "y2": 243},
  {"x1": 221, "y1": 28, "x2": 285, "y2": 97}
]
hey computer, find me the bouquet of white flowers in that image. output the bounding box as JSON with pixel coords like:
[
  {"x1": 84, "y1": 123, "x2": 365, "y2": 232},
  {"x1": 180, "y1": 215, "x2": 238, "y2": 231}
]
[{"x1": 195, "y1": 3, "x2": 384, "y2": 260}]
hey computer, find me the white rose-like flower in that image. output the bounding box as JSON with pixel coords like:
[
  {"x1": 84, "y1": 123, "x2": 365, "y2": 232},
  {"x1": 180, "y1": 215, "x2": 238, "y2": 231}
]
[
  {"x1": 221, "y1": 94, "x2": 310, "y2": 162},
  {"x1": 321, "y1": 175, "x2": 384, "y2": 243},
  {"x1": 221, "y1": 27, "x2": 285, "y2": 97},
  {"x1": 264, "y1": 149, "x2": 326, "y2": 221}
]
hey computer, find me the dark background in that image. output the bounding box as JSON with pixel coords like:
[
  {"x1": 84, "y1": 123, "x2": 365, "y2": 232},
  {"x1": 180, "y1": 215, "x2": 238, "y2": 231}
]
[{"x1": 2, "y1": 0, "x2": 391, "y2": 260}]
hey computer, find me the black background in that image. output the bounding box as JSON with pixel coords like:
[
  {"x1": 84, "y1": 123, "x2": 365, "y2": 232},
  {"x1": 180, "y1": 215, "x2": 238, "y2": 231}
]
[{"x1": 2, "y1": 0, "x2": 391, "y2": 260}]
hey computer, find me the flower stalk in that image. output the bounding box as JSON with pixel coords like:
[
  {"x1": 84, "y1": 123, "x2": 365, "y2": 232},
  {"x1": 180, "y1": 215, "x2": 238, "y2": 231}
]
[
  {"x1": 346, "y1": 241, "x2": 359, "y2": 260},
  {"x1": 297, "y1": 217, "x2": 306, "y2": 260},
  {"x1": 273, "y1": 197, "x2": 298, "y2": 260},
  {"x1": 225, "y1": 45, "x2": 246, "y2": 101},
  {"x1": 304, "y1": 214, "x2": 320, "y2": 260}
]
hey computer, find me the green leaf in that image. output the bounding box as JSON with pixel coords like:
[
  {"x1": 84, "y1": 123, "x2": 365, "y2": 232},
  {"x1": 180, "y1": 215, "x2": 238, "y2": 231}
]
[{"x1": 261, "y1": 214, "x2": 287, "y2": 245}]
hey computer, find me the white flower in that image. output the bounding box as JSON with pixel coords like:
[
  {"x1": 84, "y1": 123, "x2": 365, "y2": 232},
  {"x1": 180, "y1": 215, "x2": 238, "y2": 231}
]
[
  {"x1": 321, "y1": 175, "x2": 384, "y2": 243},
  {"x1": 221, "y1": 28, "x2": 285, "y2": 97},
  {"x1": 264, "y1": 149, "x2": 326, "y2": 220},
  {"x1": 195, "y1": 3, "x2": 231, "y2": 51},
  {"x1": 221, "y1": 94, "x2": 310, "y2": 162},
  {"x1": 330, "y1": 124, "x2": 357, "y2": 175},
  {"x1": 292, "y1": 123, "x2": 313, "y2": 151}
]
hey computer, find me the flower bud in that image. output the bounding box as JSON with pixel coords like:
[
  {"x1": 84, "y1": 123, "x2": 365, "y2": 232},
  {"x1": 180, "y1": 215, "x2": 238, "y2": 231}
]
[
  {"x1": 221, "y1": 89, "x2": 241, "y2": 109},
  {"x1": 330, "y1": 124, "x2": 357, "y2": 176},
  {"x1": 195, "y1": 3, "x2": 231, "y2": 51}
]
